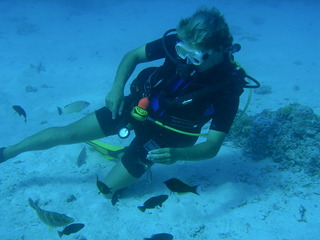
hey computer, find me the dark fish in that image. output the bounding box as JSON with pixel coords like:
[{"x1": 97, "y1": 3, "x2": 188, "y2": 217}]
[
  {"x1": 57, "y1": 106, "x2": 63, "y2": 115},
  {"x1": 77, "y1": 146, "x2": 87, "y2": 167},
  {"x1": 96, "y1": 176, "x2": 112, "y2": 195},
  {"x1": 138, "y1": 195, "x2": 169, "y2": 212},
  {"x1": 57, "y1": 223, "x2": 85, "y2": 238},
  {"x1": 111, "y1": 190, "x2": 120, "y2": 206},
  {"x1": 57, "y1": 100, "x2": 90, "y2": 115},
  {"x1": 144, "y1": 233, "x2": 174, "y2": 240},
  {"x1": 12, "y1": 105, "x2": 27, "y2": 122},
  {"x1": 28, "y1": 198, "x2": 74, "y2": 227},
  {"x1": 164, "y1": 178, "x2": 199, "y2": 195}
]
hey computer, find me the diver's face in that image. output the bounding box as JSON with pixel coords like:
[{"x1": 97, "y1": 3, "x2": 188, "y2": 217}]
[
  {"x1": 175, "y1": 42, "x2": 208, "y2": 66},
  {"x1": 175, "y1": 41, "x2": 224, "y2": 71},
  {"x1": 197, "y1": 48, "x2": 224, "y2": 71}
]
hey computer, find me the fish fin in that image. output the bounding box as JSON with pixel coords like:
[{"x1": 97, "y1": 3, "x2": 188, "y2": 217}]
[
  {"x1": 192, "y1": 185, "x2": 200, "y2": 195},
  {"x1": 57, "y1": 231, "x2": 63, "y2": 238},
  {"x1": 138, "y1": 206, "x2": 146, "y2": 212},
  {"x1": 35, "y1": 199, "x2": 40, "y2": 206},
  {"x1": 86, "y1": 140, "x2": 126, "y2": 160},
  {"x1": 28, "y1": 198, "x2": 35, "y2": 209},
  {"x1": 28, "y1": 198, "x2": 39, "y2": 210}
]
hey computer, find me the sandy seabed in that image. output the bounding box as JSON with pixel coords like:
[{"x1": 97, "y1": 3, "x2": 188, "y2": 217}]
[{"x1": 0, "y1": 0, "x2": 319, "y2": 239}]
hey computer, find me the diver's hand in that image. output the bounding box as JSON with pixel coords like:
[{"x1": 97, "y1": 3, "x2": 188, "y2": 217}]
[
  {"x1": 147, "y1": 148, "x2": 177, "y2": 165},
  {"x1": 105, "y1": 89, "x2": 125, "y2": 119}
]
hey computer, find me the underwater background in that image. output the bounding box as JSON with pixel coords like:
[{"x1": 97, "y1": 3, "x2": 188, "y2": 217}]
[{"x1": 0, "y1": 0, "x2": 319, "y2": 239}]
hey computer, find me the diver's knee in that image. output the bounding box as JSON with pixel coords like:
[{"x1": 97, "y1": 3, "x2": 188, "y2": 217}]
[
  {"x1": 56, "y1": 126, "x2": 79, "y2": 143},
  {"x1": 121, "y1": 156, "x2": 150, "y2": 178}
]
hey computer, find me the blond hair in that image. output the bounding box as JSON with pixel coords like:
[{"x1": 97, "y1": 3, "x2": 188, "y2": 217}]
[{"x1": 177, "y1": 7, "x2": 233, "y2": 51}]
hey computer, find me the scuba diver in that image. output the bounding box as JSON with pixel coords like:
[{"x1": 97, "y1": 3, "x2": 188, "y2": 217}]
[{"x1": 0, "y1": 7, "x2": 259, "y2": 196}]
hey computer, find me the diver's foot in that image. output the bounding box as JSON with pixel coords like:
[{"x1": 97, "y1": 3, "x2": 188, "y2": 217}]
[{"x1": 0, "y1": 147, "x2": 6, "y2": 163}]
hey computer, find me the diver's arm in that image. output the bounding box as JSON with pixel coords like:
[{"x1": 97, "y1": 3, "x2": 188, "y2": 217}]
[
  {"x1": 147, "y1": 130, "x2": 226, "y2": 164},
  {"x1": 172, "y1": 130, "x2": 226, "y2": 161},
  {"x1": 111, "y1": 45, "x2": 148, "y2": 92},
  {"x1": 106, "y1": 45, "x2": 148, "y2": 118}
]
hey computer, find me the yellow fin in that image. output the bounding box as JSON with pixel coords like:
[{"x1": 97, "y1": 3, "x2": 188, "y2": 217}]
[{"x1": 86, "y1": 140, "x2": 126, "y2": 160}]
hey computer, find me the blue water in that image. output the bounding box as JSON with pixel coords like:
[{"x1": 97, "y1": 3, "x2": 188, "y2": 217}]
[{"x1": 0, "y1": 0, "x2": 319, "y2": 239}]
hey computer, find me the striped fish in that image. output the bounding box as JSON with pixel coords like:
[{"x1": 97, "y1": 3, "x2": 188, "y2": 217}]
[{"x1": 28, "y1": 198, "x2": 74, "y2": 227}]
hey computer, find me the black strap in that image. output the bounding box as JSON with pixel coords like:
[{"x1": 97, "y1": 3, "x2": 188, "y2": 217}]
[
  {"x1": 166, "y1": 63, "x2": 261, "y2": 108},
  {"x1": 165, "y1": 78, "x2": 231, "y2": 108}
]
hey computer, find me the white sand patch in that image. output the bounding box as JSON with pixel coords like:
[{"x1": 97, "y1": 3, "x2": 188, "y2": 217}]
[{"x1": 0, "y1": 1, "x2": 319, "y2": 239}]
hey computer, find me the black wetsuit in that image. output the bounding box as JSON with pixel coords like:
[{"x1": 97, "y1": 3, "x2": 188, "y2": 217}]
[{"x1": 95, "y1": 35, "x2": 245, "y2": 177}]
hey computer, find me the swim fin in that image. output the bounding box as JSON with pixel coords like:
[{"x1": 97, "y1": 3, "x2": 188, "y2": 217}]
[{"x1": 86, "y1": 140, "x2": 126, "y2": 160}]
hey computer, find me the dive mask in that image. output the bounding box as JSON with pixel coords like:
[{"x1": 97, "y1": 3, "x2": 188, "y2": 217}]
[{"x1": 175, "y1": 42, "x2": 208, "y2": 66}]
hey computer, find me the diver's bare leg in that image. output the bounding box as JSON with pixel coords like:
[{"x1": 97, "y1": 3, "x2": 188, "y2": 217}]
[
  {"x1": 2, "y1": 112, "x2": 105, "y2": 160},
  {"x1": 104, "y1": 160, "x2": 138, "y2": 198}
]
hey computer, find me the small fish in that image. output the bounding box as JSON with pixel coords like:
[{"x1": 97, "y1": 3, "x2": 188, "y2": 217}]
[
  {"x1": 298, "y1": 204, "x2": 307, "y2": 222},
  {"x1": 57, "y1": 223, "x2": 85, "y2": 238},
  {"x1": 96, "y1": 176, "x2": 112, "y2": 195},
  {"x1": 111, "y1": 190, "x2": 120, "y2": 206},
  {"x1": 12, "y1": 105, "x2": 27, "y2": 122},
  {"x1": 164, "y1": 178, "x2": 199, "y2": 195},
  {"x1": 57, "y1": 100, "x2": 90, "y2": 115},
  {"x1": 77, "y1": 146, "x2": 87, "y2": 167},
  {"x1": 144, "y1": 233, "x2": 174, "y2": 240},
  {"x1": 28, "y1": 198, "x2": 74, "y2": 227},
  {"x1": 138, "y1": 195, "x2": 168, "y2": 212}
]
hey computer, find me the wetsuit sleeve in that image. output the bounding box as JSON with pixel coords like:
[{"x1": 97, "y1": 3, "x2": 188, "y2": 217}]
[
  {"x1": 145, "y1": 34, "x2": 178, "y2": 61},
  {"x1": 210, "y1": 96, "x2": 239, "y2": 134}
]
